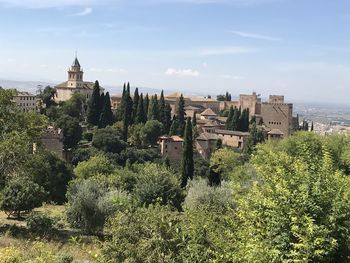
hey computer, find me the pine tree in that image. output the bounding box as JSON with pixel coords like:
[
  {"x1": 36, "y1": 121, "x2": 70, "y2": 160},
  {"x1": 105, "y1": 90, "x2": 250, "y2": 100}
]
[
  {"x1": 131, "y1": 88, "x2": 139, "y2": 124},
  {"x1": 177, "y1": 94, "x2": 186, "y2": 137},
  {"x1": 87, "y1": 80, "x2": 101, "y2": 126},
  {"x1": 144, "y1": 93, "x2": 149, "y2": 121},
  {"x1": 135, "y1": 93, "x2": 146, "y2": 124},
  {"x1": 311, "y1": 122, "x2": 314, "y2": 132},
  {"x1": 99, "y1": 92, "x2": 114, "y2": 128},
  {"x1": 181, "y1": 117, "x2": 194, "y2": 188},
  {"x1": 226, "y1": 106, "x2": 234, "y2": 130},
  {"x1": 164, "y1": 103, "x2": 172, "y2": 134},
  {"x1": 244, "y1": 122, "x2": 265, "y2": 155}
]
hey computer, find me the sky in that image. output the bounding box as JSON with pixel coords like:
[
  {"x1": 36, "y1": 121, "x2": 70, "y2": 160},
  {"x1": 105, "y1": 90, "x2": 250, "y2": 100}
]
[{"x1": 0, "y1": 0, "x2": 350, "y2": 105}]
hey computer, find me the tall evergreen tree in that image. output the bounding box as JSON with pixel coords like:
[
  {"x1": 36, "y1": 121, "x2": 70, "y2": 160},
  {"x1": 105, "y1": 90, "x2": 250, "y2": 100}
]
[
  {"x1": 115, "y1": 83, "x2": 126, "y2": 121},
  {"x1": 144, "y1": 93, "x2": 150, "y2": 121},
  {"x1": 135, "y1": 93, "x2": 146, "y2": 124},
  {"x1": 132, "y1": 88, "x2": 140, "y2": 124},
  {"x1": 87, "y1": 80, "x2": 101, "y2": 126},
  {"x1": 99, "y1": 92, "x2": 114, "y2": 128},
  {"x1": 99, "y1": 92, "x2": 105, "y2": 112},
  {"x1": 177, "y1": 94, "x2": 186, "y2": 137},
  {"x1": 239, "y1": 109, "x2": 250, "y2": 132},
  {"x1": 147, "y1": 95, "x2": 159, "y2": 121},
  {"x1": 226, "y1": 106, "x2": 234, "y2": 130},
  {"x1": 159, "y1": 90, "x2": 166, "y2": 123},
  {"x1": 169, "y1": 115, "x2": 178, "y2": 136},
  {"x1": 122, "y1": 86, "x2": 133, "y2": 141},
  {"x1": 164, "y1": 103, "x2": 172, "y2": 134},
  {"x1": 244, "y1": 122, "x2": 265, "y2": 155},
  {"x1": 181, "y1": 117, "x2": 194, "y2": 188},
  {"x1": 311, "y1": 122, "x2": 314, "y2": 132},
  {"x1": 192, "y1": 112, "x2": 197, "y2": 127},
  {"x1": 231, "y1": 107, "x2": 240, "y2": 131}
]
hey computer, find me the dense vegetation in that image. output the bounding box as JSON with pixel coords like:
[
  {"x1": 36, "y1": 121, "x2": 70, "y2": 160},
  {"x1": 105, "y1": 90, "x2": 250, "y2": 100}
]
[{"x1": 1, "y1": 86, "x2": 350, "y2": 262}]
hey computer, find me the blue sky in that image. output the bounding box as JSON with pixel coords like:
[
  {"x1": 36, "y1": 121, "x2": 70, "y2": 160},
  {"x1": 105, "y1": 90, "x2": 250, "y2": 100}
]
[{"x1": 0, "y1": 0, "x2": 350, "y2": 104}]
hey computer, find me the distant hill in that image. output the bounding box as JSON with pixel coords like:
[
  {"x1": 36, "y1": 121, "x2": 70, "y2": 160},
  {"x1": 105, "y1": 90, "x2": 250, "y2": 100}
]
[{"x1": 0, "y1": 79, "x2": 56, "y2": 94}]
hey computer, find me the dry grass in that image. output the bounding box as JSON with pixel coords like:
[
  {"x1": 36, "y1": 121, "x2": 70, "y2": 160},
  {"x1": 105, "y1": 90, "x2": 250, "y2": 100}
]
[{"x1": 0, "y1": 204, "x2": 101, "y2": 262}]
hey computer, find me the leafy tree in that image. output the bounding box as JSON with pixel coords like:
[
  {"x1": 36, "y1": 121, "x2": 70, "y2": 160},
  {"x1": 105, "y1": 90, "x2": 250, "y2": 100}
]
[
  {"x1": 210, "y1": 148, "x2": 242, "y2": 181},
  {"x1": 0, "y1": 175, "x2": 45, "y2": 218},
  {"x1": 59, "y1": 93, "x2": 86, "y2": 120},
  {"x1": 56, "y1": 115, "x2": 82, "y2": 150},
  {"x1": 66, "y1": 179, "x2": 105, "y2": 234},
  {"x1": 71, "y1": 147, "x2": 99, "y2": 166},
  {"x1": 181, "y1": 117, "x2": 194, "y2": 188},
  {"x1": 133, "y1": 163, "x2": 185, "y2": 210},
  {"x1": 233, "y1": 136, "x2": 350, "y2": 262},
  {"x1": 87, "y1": 80, "x2": 101, "y2": 126},
  {"x1": 140, "y1": 120, "x2": 164, "y2": 146},
  {"x1": 92, "y1": 126, "x2": 127, "y2": 154},
  {"x1": 101, "y1": 205, "x2": 182, "y2": 263},
  {"x1": 74, "y1": 154, "x2": 115, "y2": 179},
  {"x1": 99, "y1": 92, "x2": 114, "y2": 128},
  {"x1": 25, "y1": 151, "x2": 73, "y2": 204},
  {"x1": 38, "y1": 86, "x2": 56, "y2": 109},
  {"x1": 244, "y1": 122, "x2": 265, "y2": 155}
]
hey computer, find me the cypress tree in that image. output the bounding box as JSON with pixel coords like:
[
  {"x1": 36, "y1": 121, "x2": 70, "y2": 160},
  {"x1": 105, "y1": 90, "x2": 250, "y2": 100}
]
[
  {"x1": 87, "y1": 80, "x2": 101, "y2": 126},
  {"x1": 311, "y1": 122, "x2": 314, "y2": 132},
  {"x1": 164, "y1": 103, "x2": 172, "y2": 134},
  {"x1": 159, "y1": 90, "x2": 166, "y2": 123},
  {"x1": 169, "y1": 115, "x2": 178, "y2": 136},
  {"x1": 122, "y1": 86, "x2": 133, "y2": 141},
  {"x1": 177, "y1": 94, "x2": 186, "y2": 137},
  {"x1": 135, "y1": 93, "x2": 146, "y2": 124},
  {"x1": 181, "y1": 117, "x2": 194, "y2": 188},
  {"x1": 239, "y1": 109, "x2": 250, "y2": 132},
  {"x1": 132, "y1": 88, "x2": 140, "y2": 124},
  {"x1": 192, "y1": 112, "x2": 197, "y2": 127},
  {"x1": 116, "y1": 83, "x2": 126, "y2": 121},
  {"x1": 147, "y1": 95, "x2": 159, "y2": 121},
  {"x1": 99, "y1": 92, "x2": 114, "y2": 128},
  {"x1": 244, "y1": 122, "x2": 265, "y2": 155},
  {"x1": 226, "y1": 106, "x2": 234, "y2": 130},
  {"x1": 232, "y1": 107, "x2": 240, "y2": 131},
  {"x1": 144, "y1": 93, "x2": 150, "y2": 121}
]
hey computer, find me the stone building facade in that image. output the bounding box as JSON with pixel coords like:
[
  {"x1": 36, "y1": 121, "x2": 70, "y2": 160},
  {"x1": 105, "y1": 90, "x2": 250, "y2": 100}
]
[
  {"x1": 12, "y1": 91, "x2": 37, "y2": 112},
  {"x1": 55, "y1": 56, "x2": 97, "y2": 102},
  {"x1": 159, "y1": 135, "x2": 184, "y2": 162}
]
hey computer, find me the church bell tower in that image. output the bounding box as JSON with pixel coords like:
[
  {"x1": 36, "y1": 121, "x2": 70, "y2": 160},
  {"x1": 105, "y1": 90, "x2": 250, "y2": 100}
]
[{"x1": 67, "y1": 55, "x2": 84, "y2": 88}]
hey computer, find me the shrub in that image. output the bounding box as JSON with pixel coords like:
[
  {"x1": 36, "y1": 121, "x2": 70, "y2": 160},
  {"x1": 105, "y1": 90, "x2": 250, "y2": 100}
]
[
  {"x1": 133, "y1": 163, "x2": 185, "y2": 210},
  {"x1": 0, "y1": 175, "x2": 45, "y2": 218},
  {"x1": 26, "y1": 213, "x2": 54, "y2": 235},
  {"x1": 74, "y1": 155, "x2": 115, "y2": 179}
]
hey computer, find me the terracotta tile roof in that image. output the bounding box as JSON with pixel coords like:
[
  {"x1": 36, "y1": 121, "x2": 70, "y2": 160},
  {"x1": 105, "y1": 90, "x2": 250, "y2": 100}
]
[
  {"x1": 200, "y1": 108, "x2": 217, "y2": 116},
  {"x1": 215, "y1": 129, "x2": 250, "y2": 136},
  {"x1": 268, "y1": 129, "x2": 284, "y2": 135}
]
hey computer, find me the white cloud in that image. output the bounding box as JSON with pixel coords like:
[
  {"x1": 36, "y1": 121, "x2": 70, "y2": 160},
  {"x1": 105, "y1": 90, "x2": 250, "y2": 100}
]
[
  {"x1": 231, "y1": 30, "x2": 281, "y2": 41},
  {"x1": 69, "y1": 7, "x2": 93, "y2": 16},
  {"x1": 198, "y1": 46, "x2": 257, "y2": 56},
  {"x1": 165, "y1": 68, "x2": 200, "y2": 77}
]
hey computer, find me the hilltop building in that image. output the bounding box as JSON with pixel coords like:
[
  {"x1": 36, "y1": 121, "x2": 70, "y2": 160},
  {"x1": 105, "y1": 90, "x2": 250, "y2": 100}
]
[
  {"x1": 11, "y1": 91, "x2": 37, "y2": 112},
  {"x1": 55, "y1": 56, "x2": 97, "y2": 102}
]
